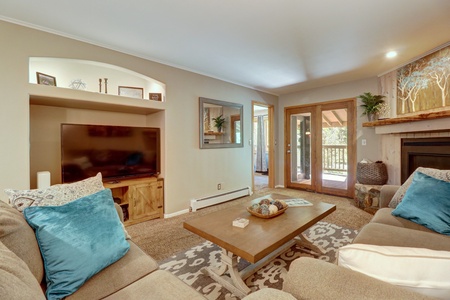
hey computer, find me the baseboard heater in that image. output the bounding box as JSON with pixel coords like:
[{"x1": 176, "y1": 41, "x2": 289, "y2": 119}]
[{"x1": 190, "y1": 187, "x2": 252, "y2": 212}]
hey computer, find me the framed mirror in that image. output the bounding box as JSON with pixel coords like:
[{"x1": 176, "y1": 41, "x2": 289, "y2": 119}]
[{"x1": 199, "y1": 97, "x2": 243, "y2": 149}]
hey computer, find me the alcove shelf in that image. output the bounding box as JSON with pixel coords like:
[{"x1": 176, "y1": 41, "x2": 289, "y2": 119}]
[
  {"x1": 29, "y1": 83, "x2": 165, "y2": 115},
  {"x1": 29, "y1": 57, "x2": 166, "y2": 107}
]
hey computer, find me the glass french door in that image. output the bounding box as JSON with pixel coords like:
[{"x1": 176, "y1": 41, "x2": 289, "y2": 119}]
[
  {"x1": 286, "y1": 108, "x2": 315, "y2": 190},
  {"x1": 284, "y1": 99, "x2": 356, "y2": 197}
]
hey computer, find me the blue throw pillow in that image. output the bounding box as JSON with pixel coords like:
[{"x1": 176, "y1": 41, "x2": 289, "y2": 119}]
[
  {"x1": 392, "y1": 171, "x2": 450, "y2": 235},
  {"x1": 24, "y1": 189, "x2": 130, "y2": 300}
]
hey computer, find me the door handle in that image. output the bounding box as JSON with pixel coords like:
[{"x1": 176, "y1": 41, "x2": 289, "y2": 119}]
[{"x1": 287, "y1": 150, "x2": 291, "y2": 153}]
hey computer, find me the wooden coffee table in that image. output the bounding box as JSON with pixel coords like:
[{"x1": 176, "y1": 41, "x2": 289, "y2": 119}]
[{"x1": 183, "y1": 193, "x2": 336, "y2": 297}]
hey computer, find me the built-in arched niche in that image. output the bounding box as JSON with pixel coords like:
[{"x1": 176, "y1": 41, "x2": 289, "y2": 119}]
[{"x1": 29, "y1": 58, "x2": 166, "y2": 101}]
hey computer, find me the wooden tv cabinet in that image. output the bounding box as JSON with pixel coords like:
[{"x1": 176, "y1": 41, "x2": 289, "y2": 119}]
[{"x1": 104, "y1": 177, "x2": 164, "y2": 226}]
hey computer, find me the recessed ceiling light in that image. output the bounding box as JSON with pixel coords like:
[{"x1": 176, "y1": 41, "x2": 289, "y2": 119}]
[{"x1": 386, "y1": 51, "x2": 397, "y2": 58}]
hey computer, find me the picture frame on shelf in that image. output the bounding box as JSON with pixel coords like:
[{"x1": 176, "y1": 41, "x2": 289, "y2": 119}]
[
  {"x1": 149, "y1": 93, "x2": 162, "y2": 101},
  {"x1": 36, "y1": 72, "x2": 57, "y2": 86},
  {"x1": 118, "y1": 86, "x2": 144, "y2": 99}
]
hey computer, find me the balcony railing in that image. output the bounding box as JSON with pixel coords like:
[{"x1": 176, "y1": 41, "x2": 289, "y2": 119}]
[{"x1": 322, "y1": 145, "x2": 347, "y2": 173}]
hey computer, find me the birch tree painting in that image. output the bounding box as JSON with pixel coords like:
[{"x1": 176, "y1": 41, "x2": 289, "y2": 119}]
[{"x1": 397, "y1": 45, "x2": 450, "y2": 115}]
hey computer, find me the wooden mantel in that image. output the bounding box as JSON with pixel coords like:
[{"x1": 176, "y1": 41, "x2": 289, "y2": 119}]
[
  {"x1": 363, "y1": 109, "x2": 450, "y2": 135},
  {"x1": 363, "y1": 110, "x2": 450, "y2": 127}
]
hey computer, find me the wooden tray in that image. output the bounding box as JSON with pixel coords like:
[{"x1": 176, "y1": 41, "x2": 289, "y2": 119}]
[{"x1": 246, "y1": 205, "x2": 288, "y2": 219}]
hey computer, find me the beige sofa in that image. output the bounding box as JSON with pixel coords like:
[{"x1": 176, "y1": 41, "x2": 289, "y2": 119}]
[
  {"x1": 0, "y1": 200, "x2": 207, "y2": 300},
  {"x1": 3, "y1": 184, "x2": 448, "y2": 299},
  {"x1": 248, "y1": 185, "x2": 450, "y2": 300}
]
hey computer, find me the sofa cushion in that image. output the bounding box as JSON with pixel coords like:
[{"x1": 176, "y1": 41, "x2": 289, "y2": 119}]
[
  {"x1": 24, "y1": 188, "x2": 130, "y2": 300},
  {"x1": 284, "y1": 257, "x2": 431, "y2": 300},
  {"x1": 353, "y1": 223, "x2": 450, "y2": 251},
  {"x1": 0, "y1": 201, "x2": 44, "y2": 283},
  {"x1": 5, "y1": 172, "x2": 104, "y2": 211},
  {"x1": 0, "y1": 241, "x2": 46, "y2": 300},
  {"x1": 103, "y1": 270, "x2": 207, "y2": 300},
  {"x1": 338, "y1": 244, "x2": 450, "y2": 299},
  {"x1": 391, "y1": 172, "x2": 450, "y2": 235},
  {"x1": 389, "y1": 167, "x2": 450, "y2": 208},
  {"x1": 67, "y1": 241, "x2": 158, "y2": 300},
  {"x1": 371, "y1": 208, "x2": 435, "y2": 233}
]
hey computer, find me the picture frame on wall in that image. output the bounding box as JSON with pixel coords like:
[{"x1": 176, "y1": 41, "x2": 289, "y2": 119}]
[
  {"x1": 149, "y1": 93, "x2": 162, "y2": 101},
  {"x1": 36, "y1": 72, "x2": 57, "y2": 86},
  {"x1": 118, "y1": 86, "x2": 144, "y2": 99}
]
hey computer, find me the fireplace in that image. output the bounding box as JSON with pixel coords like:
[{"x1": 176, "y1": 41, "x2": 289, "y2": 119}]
[{"x1": 401, "y1": 137, "x2": 450, "y2": 183}]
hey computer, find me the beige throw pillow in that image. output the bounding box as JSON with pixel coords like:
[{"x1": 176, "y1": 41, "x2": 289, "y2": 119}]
[
  {"x1": 5, "y1": 172, "x2": 130, "y2": 239},
  {"x1": 5, "y1": 172, "x2": 104, "y2": 211},
  {"x1": 388, "y1": 167, "x2": 450, "y2": 208}
]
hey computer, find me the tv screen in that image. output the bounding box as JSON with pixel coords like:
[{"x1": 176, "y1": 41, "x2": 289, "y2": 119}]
[{"x1": 61, "y1": 124, "x2": 160, "y2": 183}]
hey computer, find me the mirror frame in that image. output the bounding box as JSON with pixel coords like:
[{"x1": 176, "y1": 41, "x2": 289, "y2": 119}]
[{"x1": 199, "y1": 97, "x2": 243, "y2": 149}]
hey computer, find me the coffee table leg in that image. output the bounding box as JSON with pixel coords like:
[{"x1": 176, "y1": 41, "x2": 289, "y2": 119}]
[
  {"x1": 295, "y1": 234, "x2": 324, "y2": 257},
  {"x1": 201, "y1": 248, "x2": 251, "y2": 298}
]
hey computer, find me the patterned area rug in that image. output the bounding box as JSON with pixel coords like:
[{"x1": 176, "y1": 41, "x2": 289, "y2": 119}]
[{"x1": 159, "y1": 221, "x2": 358, "y2": 299}]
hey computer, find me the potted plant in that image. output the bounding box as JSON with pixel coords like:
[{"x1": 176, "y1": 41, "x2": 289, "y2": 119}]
[
  {"x1": 358, "y1": 92, "x2": 386, "y2": 121},
  {"x1": 212, "y1": 114, "x2": 226, "y2": 132}
]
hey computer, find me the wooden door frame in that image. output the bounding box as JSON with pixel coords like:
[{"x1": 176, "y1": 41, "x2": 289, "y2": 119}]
[
  {"x1": 284, "y1": 105, "x2": 318, "y2": 192},
  {"x1": 252, "y1": 102, "x2": 275, "y2": 190},
  {"x1": 284, "y1": 98, "x2": 356, "y2": 198}
]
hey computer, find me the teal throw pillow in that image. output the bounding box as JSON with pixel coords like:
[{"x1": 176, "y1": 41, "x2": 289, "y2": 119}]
[
  {"x1": 24, "y1": 189, "x2": 130, "y2": 300},
  {"x1": 392, "y1": 171, "x2": 450, "y2": 235}
]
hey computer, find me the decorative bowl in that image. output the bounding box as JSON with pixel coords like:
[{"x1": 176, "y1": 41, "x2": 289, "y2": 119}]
[{"x1": 246, "y1": 205, "x2": 288, "y2": 219}]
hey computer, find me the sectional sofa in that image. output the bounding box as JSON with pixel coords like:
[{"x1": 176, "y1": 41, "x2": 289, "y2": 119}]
[{"x1": 2, "y1": 168, "x2": 449, "y2": 299}]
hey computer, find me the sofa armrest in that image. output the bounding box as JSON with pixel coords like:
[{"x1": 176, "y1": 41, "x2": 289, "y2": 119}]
[
  {"x1": 114, "y1": 203, "x2": 124, "y2": 223},
  {"x1": 379, "y1": 185, "x2": 400, "y2": 208},
  {"x1": 282, "y1": 258, "x2": 431, "y2": 300}
]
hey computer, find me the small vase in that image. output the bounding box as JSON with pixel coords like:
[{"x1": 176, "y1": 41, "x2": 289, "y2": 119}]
[{"x1": 367, "y1": 113, "x2": 378, "y2": 122}]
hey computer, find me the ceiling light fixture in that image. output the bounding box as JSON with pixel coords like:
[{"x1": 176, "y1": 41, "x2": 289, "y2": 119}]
[{"x1": 386, "y1": 51, "x2": 398, "y2": 58}]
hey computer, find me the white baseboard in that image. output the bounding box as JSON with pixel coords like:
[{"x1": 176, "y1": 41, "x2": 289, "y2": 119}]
[
  {"x1": 164, "y1": 186, "x2": 254, "y2": 218},
  {"x1": 275, "y1": 185, "x2": 285, "y2": 188},
  {"x1": 190, "y1": 187, "x2": 251, "y2": 212},
  {"x1": 164, "y1": 209, "x2": 189, "y2": 219}
]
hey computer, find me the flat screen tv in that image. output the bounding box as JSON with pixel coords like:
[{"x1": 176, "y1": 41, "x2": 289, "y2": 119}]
[{"x1": 61, "y1": 124, "x2": 160, "y2": 183}]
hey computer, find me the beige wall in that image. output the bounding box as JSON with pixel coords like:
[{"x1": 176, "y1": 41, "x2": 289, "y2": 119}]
[
  {"x1": 0, "y1": 20, "x2": 278, "y2": 214},
  {"x1": 277, "y1": 77, "x2": 381, "y2": 186}
]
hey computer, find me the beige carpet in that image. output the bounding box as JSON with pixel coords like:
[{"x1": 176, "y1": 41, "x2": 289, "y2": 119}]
[{"x1": 126, "y1": 187, "x2": 373, "y2": 261}]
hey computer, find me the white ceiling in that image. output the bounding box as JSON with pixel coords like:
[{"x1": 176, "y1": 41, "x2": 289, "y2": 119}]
[{"x1": 1, "y1": 0, "x2": 449, "y2": 95}]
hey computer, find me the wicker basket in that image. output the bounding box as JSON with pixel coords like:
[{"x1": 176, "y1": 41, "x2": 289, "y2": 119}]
[{"x1": 356, "y1": 162, "x2": 388, "y2": 185}]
